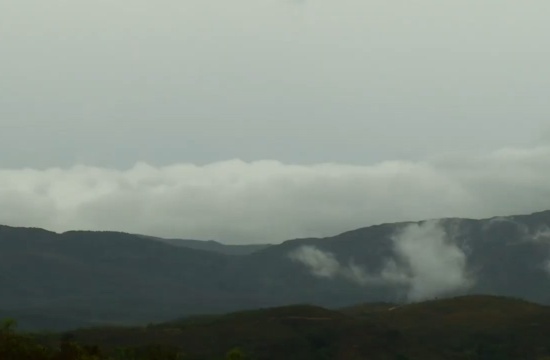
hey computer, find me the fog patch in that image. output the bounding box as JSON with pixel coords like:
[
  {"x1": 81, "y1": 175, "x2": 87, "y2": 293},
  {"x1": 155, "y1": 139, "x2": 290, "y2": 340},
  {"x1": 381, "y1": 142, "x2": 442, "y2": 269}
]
[
  {"x1": 385, "y1": 221, "x2": 473, "y2": 301},
  {"x1": 531, "y1": 226, "x2": 550, "y2": 243},
  {"x1": 290, "y1": 221, "x2": 473, "y2": 301},
  {"x1": 288, "y1": 245, "x2": 340, "y2": 278}
]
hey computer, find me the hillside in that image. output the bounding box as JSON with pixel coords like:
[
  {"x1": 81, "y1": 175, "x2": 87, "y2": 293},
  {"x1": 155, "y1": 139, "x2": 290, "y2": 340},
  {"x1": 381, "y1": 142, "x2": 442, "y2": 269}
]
[
  {"x1": 5, "y1": 295, "x2": 550, "y2": 359},
  {"x1": 2, "y1": 210, "x2": 550, "y2": 330}
]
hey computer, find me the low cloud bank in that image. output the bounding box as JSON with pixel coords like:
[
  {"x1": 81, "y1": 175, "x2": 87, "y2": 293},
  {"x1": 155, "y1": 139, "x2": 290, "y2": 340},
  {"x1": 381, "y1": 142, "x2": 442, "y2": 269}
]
[
  {"x1": 290, "y1": 221, "x2": 473, "y2": 301},
  {"x1": 1, "y1": 146, "x2": 550, "y2": 243}
]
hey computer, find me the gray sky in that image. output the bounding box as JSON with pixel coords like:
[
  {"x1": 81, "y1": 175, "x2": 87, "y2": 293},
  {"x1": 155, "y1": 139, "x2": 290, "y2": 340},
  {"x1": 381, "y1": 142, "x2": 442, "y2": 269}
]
[{"x1": 1, "y1": 1, "x2": 550, "y2": 242}]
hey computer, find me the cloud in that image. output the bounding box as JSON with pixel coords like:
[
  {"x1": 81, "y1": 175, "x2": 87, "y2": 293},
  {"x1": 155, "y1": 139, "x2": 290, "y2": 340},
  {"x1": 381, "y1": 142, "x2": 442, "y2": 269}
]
[
  {"x1": 524, "y1": 226, "x2": 550, "y2": 276},
  {"x1": 288, "y1": 246, "x2": 340, "y2": 278},
  {"x1": 288, "y1": 246, "x2": 381, "y2": 285},
  {"x1": 1, "y1": 145, "x2": 550, "y2": 244},
  {"x1": 289, "y1": 221, "x2": 473, "y2": 301},
  {"x1": 533, "y1": 227, "x2": 550, "y2": 242},
  {"x1": 480, "y1": 218, "x2": 550, "y2": 279},
  {"x1": 483, "y1": 217, "x2": 550, "y2": 244},
  {"x1": 384, "y1": 221, "x2": 472, "y2": 301},
  {"x1": 288, "y1": 246, "x2": 379, "y2": 285}
]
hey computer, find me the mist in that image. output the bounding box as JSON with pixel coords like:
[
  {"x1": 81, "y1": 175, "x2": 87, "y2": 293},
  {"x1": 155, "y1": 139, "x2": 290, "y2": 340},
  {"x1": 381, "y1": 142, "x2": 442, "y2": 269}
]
[
  {"x1": 290, "y1": 221, "x2": 473, "y2": 301},
  {"x1": 384, "y1": 221, "x2": 472, "y2": 301},
  {"x1": 288, "y1": 246, "x2": 340, "y2": 278}
]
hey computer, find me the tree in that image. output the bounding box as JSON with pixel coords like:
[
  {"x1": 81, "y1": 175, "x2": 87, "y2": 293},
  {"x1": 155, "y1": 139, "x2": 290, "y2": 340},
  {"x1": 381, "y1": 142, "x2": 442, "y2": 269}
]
[{"x1": 1, "y1": 318, "x2": 17, "y2": 334}]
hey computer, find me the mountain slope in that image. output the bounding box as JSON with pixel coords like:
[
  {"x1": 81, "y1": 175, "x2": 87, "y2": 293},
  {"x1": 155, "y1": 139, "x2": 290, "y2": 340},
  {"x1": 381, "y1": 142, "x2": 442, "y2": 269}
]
[
  {"x1": 157, "y1": 238, "x2": 271, "y2": 255},
  {"x1": 2, "y1": 210, "x2": 550, "y2": 330}
]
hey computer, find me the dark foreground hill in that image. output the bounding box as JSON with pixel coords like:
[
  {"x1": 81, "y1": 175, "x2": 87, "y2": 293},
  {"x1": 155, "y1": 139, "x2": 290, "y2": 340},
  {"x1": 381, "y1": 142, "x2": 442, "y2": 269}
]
[
  {"x1": 5, "y1": 295, "x2": 550, "y2": 359},
  {"x1": 3, "y1": 210, "x2": 550, "y2": 330}
]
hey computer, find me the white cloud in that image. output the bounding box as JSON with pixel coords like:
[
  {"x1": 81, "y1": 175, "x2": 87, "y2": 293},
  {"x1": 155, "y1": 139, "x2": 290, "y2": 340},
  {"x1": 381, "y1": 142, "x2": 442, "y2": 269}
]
[
  {"x1": 385, "y1": 221, "x2": 472, "y2": 301},
  {"x1": 289, "y1": 221, "x2": 472, "y2": 301},
  {"x1": 533, "y1": 227, "x2": 550, "y2": 243},
  {"x1": 288, "y1": 246, "x2": 340, "y2": 278},
  {"x1": 288, "y1": 246, "x2": 382, "y2": 285},
  {"x1": 0, "y1": 146, "x2": 550, "y2": 243}
]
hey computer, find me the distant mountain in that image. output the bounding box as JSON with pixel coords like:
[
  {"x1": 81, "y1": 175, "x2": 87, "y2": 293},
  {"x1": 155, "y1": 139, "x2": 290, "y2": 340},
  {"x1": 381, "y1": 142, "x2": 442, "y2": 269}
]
[
  {"x1": 152, "y1": 237, "x2": 271, "y2": 255},
  {"x1": 2, "y1": 210, "x2": 550, "y2": 331}
]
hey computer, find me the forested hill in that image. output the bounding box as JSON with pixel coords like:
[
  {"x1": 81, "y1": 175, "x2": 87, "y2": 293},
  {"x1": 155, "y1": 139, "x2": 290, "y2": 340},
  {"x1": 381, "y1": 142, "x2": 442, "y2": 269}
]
[{"x1": 4, "y1": 295, "x2": 550, "y2": 359}]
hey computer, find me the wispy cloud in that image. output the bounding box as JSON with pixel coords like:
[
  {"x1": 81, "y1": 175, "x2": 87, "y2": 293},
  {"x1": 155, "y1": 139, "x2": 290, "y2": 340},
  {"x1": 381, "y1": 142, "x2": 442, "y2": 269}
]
[{"x1": 288, "y1": 246, "x2": 340, "y2": 278}]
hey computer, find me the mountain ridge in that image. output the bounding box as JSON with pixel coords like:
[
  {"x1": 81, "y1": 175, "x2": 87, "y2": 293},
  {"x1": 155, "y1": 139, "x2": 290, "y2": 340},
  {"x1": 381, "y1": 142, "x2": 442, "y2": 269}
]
[{"x1": 2, "y1": 209, "x2": 550, "y2": 331}]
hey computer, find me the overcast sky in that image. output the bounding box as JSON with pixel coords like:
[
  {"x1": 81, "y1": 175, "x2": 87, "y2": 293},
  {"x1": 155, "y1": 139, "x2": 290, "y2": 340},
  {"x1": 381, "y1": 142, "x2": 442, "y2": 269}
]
[{"x1": 1, "y1": 1, "x2": 550, "y2": 243}]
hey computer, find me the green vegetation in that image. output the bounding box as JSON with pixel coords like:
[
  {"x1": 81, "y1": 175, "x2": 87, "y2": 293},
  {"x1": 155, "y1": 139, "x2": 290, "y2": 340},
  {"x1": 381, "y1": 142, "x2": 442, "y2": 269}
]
[{"x1": 3, "y1": 296, "x2": 550, "y2": 359}]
